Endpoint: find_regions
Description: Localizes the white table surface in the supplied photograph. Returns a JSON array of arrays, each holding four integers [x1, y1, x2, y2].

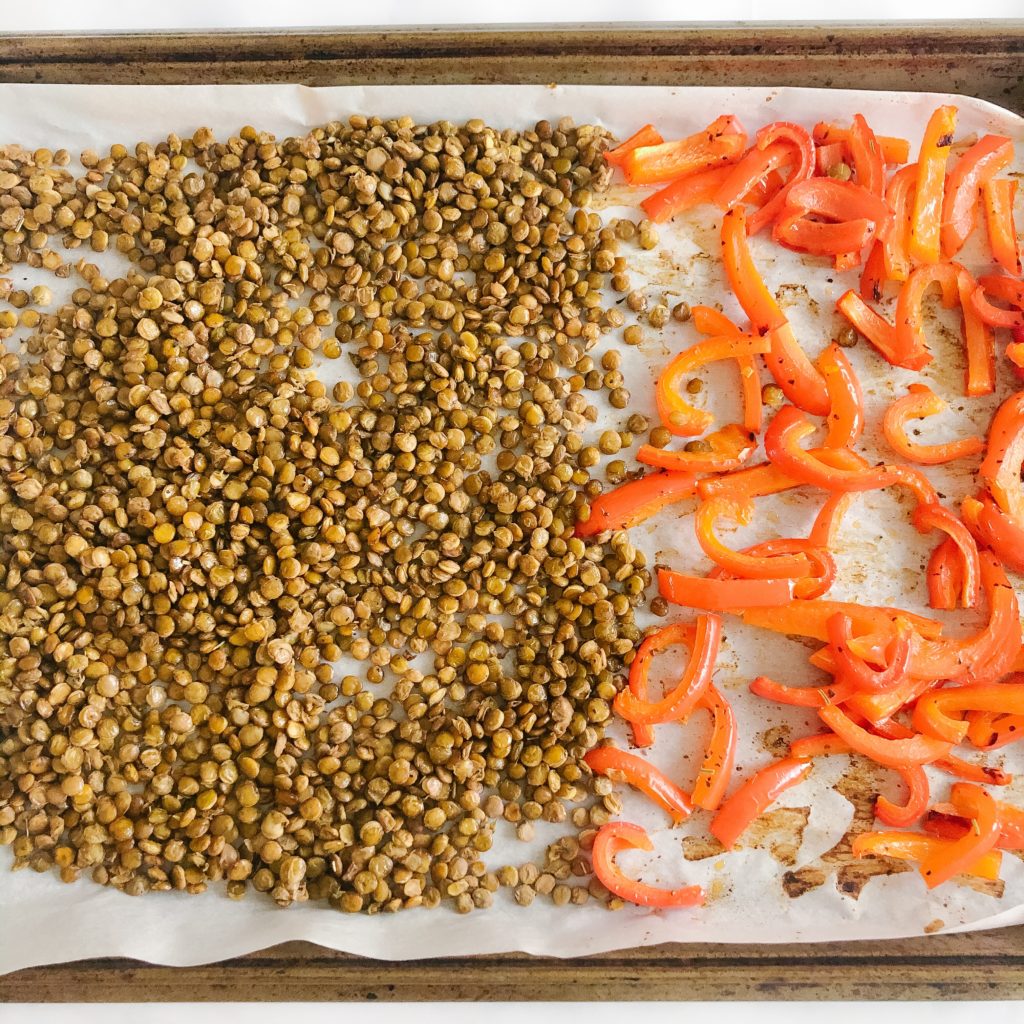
[[2, 4, 1022, 1019]]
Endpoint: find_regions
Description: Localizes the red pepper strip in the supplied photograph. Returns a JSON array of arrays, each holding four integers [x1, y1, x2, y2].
[[721, 206, 830, 415], [847, 113, 886, 197], [875, 765, 931, 828], [813, 123, 911, 165], [844, 676, 939, 729], [575, 471, 698, 539], [852, 831, 1002, 882], [897, 262, 963, 372], [914, 682, 1024, 744], [910, 105, 958, 264], [697, 447, 868, 503], [836, 290, 930, 370], [656, 335, 772, 437], [690, 305, 764, 434], [591, 822, 704, 908], [773, 215, 876, 257], [919, 783, 1001, 888], [940, 134, 1014, 258], [882, 164, 917, 282], [695, 496, 817, 580], [613, 614, 721, 726], [622, 115, 747, 185], [827, 612, 914, 693], [624, 621, 697, 748], [882, 383, 986, 466], [962, 492, 1024, 575], [659, 568, 794, 612], [912, 502, 981, 609], [713, 140, 795, 211], [744, 600, 944, 643], [790, 732, 855, 758], [818, 704, 953, 767], [751, 675, 857, 709], [709, 757, 811, 850], [637, 422, 758, 474], [927, 536, 962, 611], [782, 176, 893, 226], [1008, 340, 1024, 372], [979, 391, 1024, 521], [872, 717, 1011, 785], [924, 808, 1024, 851], [809, 492, 854, 548], [966, 708, 1024, 751], [707, 538, 836, 600], [818, 343, 865, 449], [955, 265, 996, 397], [860, 241, 887, 302], [971, 274, 1024, 329], [641, 165, 734, 224], [748, 169, 788, 208], [982, 177, 1022, 275], [746, 121, 817, 237], [584, 746, 694, 825], [691, 684, 737, 812], [604, 124, 664, 166], [815, 141, 846, 175]]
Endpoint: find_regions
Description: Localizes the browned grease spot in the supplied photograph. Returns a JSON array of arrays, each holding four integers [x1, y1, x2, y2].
[[959, 875, 1006, 899], [837, 857, 912, 900], [682, 835, 726, 861], [747, 806, 810, 866], [924, 918, 945, 934], [776, 283, 820, 316], [761, 724, 792, 758], [782, 866, 827, 898]]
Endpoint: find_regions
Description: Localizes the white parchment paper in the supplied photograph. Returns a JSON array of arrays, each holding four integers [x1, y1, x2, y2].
[[1, 83, 1023, 973]]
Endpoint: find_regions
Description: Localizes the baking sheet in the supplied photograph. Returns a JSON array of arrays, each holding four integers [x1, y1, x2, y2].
[[1, 82, 1023, 973]]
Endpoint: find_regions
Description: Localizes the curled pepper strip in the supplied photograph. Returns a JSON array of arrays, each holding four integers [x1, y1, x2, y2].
[[847, 113, 886, 197], [852, 831, 1002, 882], [613, 613, 721, 726], [874, 765, 931, 828], [583, 746, 694, 825], [745, 121, 816, 236], [744, 599, 944, 643], [919, 783, 1001, 889], [836, 290, 930, 370], [860, 240, 887, 303], [637, 423, 758, 474], [713, 140, 796, 213], [927, 536, 962, 611], [591, 822, 704, 908], [624, 621, 697, 748], [790, 732, 855, 758], [979, 391, 1024, 521], [655, 334, 772, 437], [913, 682, 1024, 745], [955, 264, 997, 397], [721, 206, 830, 415], [604, 123, 664, 166], [751, 676, 857, 710], [697, 447, 868, 503], [882, 384, 985, 466], [971, 274, 1024, 329], [925, 805, 1024, 850], [659, 568, 794, 612], [809, 492, 854, 548], [641, 165, 734, 224], [818, 704, 953, 767], [575, 471, 698, 539], [622, 115, 747, 186], [895, 262, 962, 372], [909, 104, 958, 265], [709, 756, 812, 850], [710, 537, 836, 600], [691, 305, 764, 434], [882, 163, 917, 282], [826, 612, 914, 693], [812, 122, 911, 165], [962, 492, 1024, 575], [940, 134, 1014, 258], [691, 684, 737, 812], [966, 708, 1024, 751], [874, 717, 1012, 786], [912, 502, 981, 609], [982, 177, 1022, 276], [818, 343, 865, 448]]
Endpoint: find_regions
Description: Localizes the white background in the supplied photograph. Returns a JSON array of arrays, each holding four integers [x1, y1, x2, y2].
[[2, 2, 1023, 1021]]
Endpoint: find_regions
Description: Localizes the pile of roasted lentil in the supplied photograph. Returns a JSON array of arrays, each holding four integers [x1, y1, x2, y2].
[[0, 116, 668, 913]]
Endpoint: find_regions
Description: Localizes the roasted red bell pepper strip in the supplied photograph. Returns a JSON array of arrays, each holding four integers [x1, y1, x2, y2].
[[790, 732, 855, 758], [827, 612, 914, 693], [919, 783, 1001, 888], [576, 471, 698, 539], [707, 537, 835, 600], [875, 765, 931, 829], [873, 717, 1012, 786], [818, 343, 865, 449], [721, 205, 830, 415], [924, 806, 1024, 851], [624, 621, 697, 748], [813, 123, 911, 165], [713, 140, 795, 212], [696, 447, 868, 503], [912, 502, 981, 609], [1008, 339, 1024, 373], [692, 683, 737, 812], [709, 757, 812, 850], [604, 123, 664, 166], [622, 115, 747, 185], [894, 261, 961, 371], [774, 215, 876, 258], [844, 677, 939, 730], [927, 536, 962, 611], [909, 105, 958, 264], [962, 492, 1024, 574], [584, 745, 694, 824], [852, 831, 1002, 882], [818, 704, 953, 767], [691, 305, 764, 434], [743, 600, 944, 643], [979, 391, 1024, 521], [913, 682, 1024, 744], [956, 265, 997, 397], [971, 274, 1024, 329], [966, 708, 1024, 751], [836, 290, 930, 370], [752, 676, 857, 710], [613, 613, 721, 725], [637, 422, 758, 475], [782, 176, 893, 227], [745, 122, 817, 236], [882, 383, 985, 465], [641, 165, 734, 223], [659, 569, 794, 612], [591, 822, 704, 908], [882, 164, 917, 282], [982, 177, 1022, 276], [815, 141, 847, 175], [656, 334, 772, 437], [940, 134, 1014, 258], [860, 241, 887, 303], [846, 113, 886, 197]]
